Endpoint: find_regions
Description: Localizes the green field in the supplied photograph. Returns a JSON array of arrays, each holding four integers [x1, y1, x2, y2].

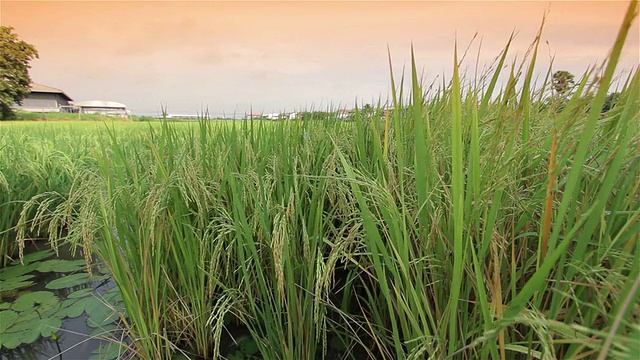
[[13, 110, 132, 122], [1, 8, 639, 360]]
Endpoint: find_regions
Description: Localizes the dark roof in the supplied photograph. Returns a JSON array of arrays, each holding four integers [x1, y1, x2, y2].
[[29, 83, 73, 101]]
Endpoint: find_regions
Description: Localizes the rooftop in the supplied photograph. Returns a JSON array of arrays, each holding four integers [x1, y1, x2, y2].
[[29, 83, 73, 101]]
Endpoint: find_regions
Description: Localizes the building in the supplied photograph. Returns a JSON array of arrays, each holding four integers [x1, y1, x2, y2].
[[16, 83, 73, 112], [336, 109, 354, 120], [74, 100, 128, 117], [162, 114, 200, 120], [260, 112, 298, 120], [264, 113, 281, 120]]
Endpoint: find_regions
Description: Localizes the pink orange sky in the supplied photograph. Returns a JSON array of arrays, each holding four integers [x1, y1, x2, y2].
[[1, 1, 638, 116]]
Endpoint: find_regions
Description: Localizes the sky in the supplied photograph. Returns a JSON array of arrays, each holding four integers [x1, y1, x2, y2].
[[1, 1, 638, 116]]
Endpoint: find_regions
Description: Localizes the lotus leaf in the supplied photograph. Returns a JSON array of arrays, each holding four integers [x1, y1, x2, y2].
[[10, 249, 54, 266], [35, 316, 63, 337], [0, 263, 38, 281], [89, 341, 125, 360], [103, 287, 123, 304], [18, 324, 41, 345], [0, 274, 35, 293], [38, 301, 63, 319], [45, 273, 92, 289], [11, 291, 58, 312], [61, 295, 105, 318], [0, 310, 19, 332], [87, 304, 120, 328], [60, 296, 79, 308], [2, 311, 38, 333], [62, 296, 90, 318], [36, 259, 86, 273], [0, 249, 125, 351], [68, 287, 94, 299], [0, 331, 22, 349], [1, 315, 63, 349]]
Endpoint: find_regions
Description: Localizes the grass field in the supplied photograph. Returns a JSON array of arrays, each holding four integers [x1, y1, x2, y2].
[[12, 110, 132, 122], [1, 4, 639, 359]]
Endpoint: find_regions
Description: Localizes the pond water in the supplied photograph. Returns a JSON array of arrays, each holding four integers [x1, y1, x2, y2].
[[0, 242, 127, 360]]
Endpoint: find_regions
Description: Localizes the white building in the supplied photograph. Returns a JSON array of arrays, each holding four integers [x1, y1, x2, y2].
[[264, 113, 281, 120], [74, 100, 128, 117]]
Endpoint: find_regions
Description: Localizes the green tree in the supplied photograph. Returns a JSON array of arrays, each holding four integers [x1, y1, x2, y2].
[[362, 103, 373, 116], [602, 92, 621, 113], [551, 70, 575, 96], [0, 26, 39, 120]]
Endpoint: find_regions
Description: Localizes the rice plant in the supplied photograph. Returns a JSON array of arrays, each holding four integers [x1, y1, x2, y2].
[[5, 2, 639, 359]]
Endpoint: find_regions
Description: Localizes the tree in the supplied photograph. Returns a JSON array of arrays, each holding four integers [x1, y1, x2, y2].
[[602, 92, 621, 113], [0, 26, 39, 119], [551, 70, 575, 96]]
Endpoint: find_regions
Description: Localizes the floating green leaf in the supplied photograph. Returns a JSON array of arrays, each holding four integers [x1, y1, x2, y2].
[[0, 310, 19, 332], [2, 311, 39, 333], [68, 287, 94, 299], [36, 316, 63, 337], [0, 331, 22, 349], [0, 262, 38, 281], [1, 305, 65, 349], [61, 295, 106, 319], [0, 302, 10, 310], [62, 296, 91, 318], [103, 287, 123, 305], [18, 324, 41, 345], [10, 249, 54, 266], [0, 274, 35, 293], [36, 259, 86, 273], [46, 273, 92, 289], [11, 291, 58, 312], [87, 304, 120, 328], [89, 341, 126, 360], [38, 301, 63, 319]]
